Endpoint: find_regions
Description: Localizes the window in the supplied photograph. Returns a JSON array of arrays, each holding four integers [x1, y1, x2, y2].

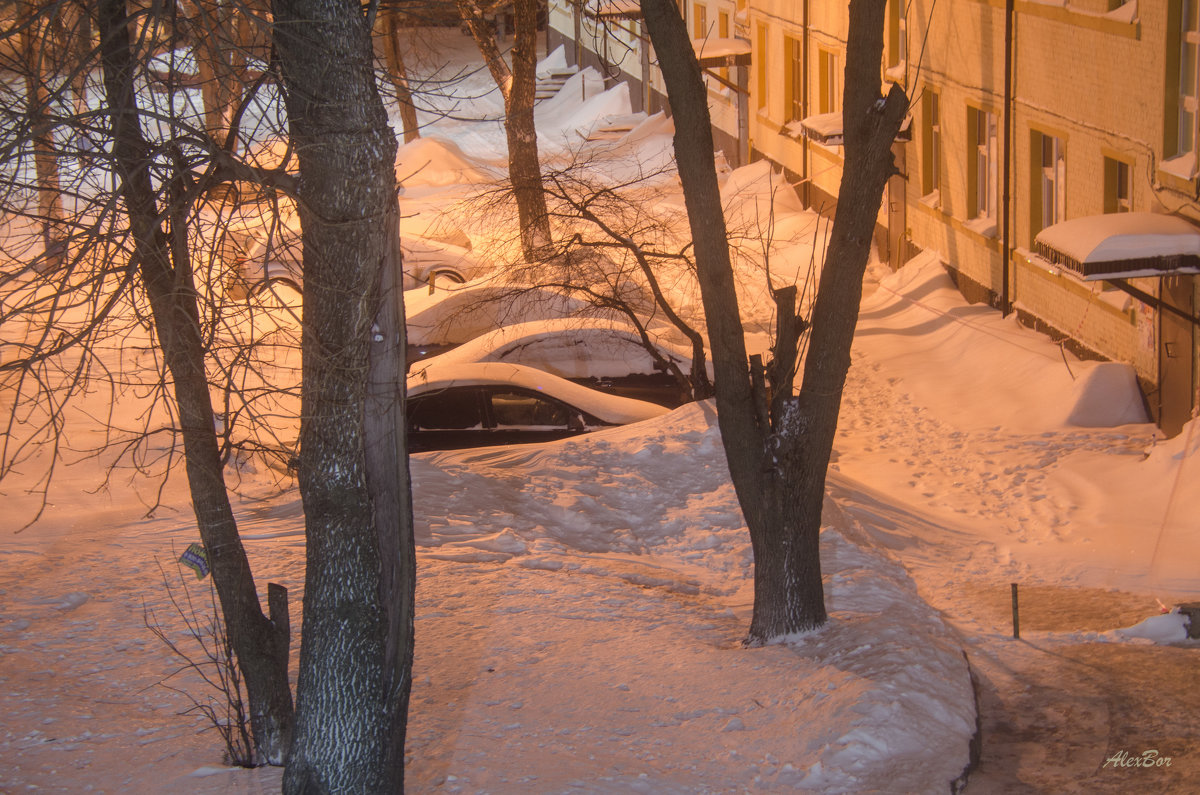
[[1180, 0, 1200, 158], [921, 89, 941, 197], [490, 391, 573, 429], [693, 3, 708, 39], [756, 23, 769, 111], [818, 49, 840, 115], [1104, 156, 1133, 213], [888, 0, 907, 70], [409, 389, 483, 430], [784, 35, 803, 122], [1039, 133, 1065, 230], [968, 106, 998, 224], [1029, 130, 1065, 237], [718, 11, 730, 80]]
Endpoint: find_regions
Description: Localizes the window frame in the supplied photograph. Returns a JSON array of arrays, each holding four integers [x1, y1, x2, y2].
[[921, 88, 941, 198], [1104, 156, 1133, 214], [1180, 0, 1200, 157], [756, 22, 769, 112], [1028, 128, 1067, 239], [967, 106, 998, 224], [784, 34, 803, 123], [1040, 134, 1066, 230], [818, 48, 841, 116], [693, 3, 708, 40]]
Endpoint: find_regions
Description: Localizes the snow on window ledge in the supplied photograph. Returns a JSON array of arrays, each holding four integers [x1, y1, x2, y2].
[[920, 190, 941, 211], [964, 216, 997, 238], [781, 120, 806, 141], [1105, 1, 1138, 25], [1160, 152, 1198, 182]]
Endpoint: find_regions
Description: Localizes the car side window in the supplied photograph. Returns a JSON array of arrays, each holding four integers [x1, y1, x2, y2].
[[489, 390, 573, 428], [409, 388, 483, 430]]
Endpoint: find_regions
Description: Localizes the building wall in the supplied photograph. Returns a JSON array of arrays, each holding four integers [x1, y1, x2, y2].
[[548, 0, 1199, 429], [743, 0, 851, 212], [902, 0, 1191, 397], [547, 1, 652, 111]]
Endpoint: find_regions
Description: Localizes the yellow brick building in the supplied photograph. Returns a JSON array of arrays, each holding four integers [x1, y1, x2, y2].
[[548, 0, 1199, 435]]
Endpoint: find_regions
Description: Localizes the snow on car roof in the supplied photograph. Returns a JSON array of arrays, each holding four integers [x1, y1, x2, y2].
[[404, 280, 594, 346], [407, 361, 670, 425], [409, 316, 695, 379]]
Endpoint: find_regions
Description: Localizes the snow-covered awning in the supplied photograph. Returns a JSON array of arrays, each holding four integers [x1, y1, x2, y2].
[[692, 37, 752, 68], [790, 112, 912, 146], [1034, 212, 1200, 281]]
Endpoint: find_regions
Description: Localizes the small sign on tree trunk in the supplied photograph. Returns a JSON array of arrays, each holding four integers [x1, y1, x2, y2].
[[179, 542, 210, 579]]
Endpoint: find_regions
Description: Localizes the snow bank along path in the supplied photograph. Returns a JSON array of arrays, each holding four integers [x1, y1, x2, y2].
[[838, 256, 1200, 793], [405, 402, 977, 793], [0, 407, 978, 793]]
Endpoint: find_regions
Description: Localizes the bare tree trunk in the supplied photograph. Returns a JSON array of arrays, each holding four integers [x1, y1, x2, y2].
[[458, 0, 551, 261], [507, 0, 550, 258], [189, 0, 248, 150], [365, 217, 416, 783], [272, 0, 414, 790], [380, 9, 421, 143], [642, 0, 907, 642], [783, 0, 908, 631], [96, 0, 293, 762], [17, 10, 66, 270]]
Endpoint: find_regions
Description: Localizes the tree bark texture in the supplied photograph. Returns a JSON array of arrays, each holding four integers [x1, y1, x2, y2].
[[506, 0, 550, 259], [16, 3, 67, 268], [97, 0, 294, 763], [642, 0, 906, 642], [272, 0, 414, 791], [787, 0, 908, 630]]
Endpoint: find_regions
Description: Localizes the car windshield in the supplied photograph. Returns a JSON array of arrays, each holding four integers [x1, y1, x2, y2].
[[490, 391, 572, 429]]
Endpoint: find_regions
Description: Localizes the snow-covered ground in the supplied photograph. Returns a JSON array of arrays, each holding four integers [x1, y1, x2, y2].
[[3, 27, 1199, 795]]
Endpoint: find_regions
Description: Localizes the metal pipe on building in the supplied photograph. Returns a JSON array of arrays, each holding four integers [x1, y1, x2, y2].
[[802, 0, 810, 207], [1001, 0, 1014, 316]]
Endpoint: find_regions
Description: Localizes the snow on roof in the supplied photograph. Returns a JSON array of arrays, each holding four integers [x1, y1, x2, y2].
[[407, 361, 670, 425], [800, 111, 844, 144], [797, 112, 912, 146], [1034, 212, 1200, 280], [592, 0, 642, 19], [692, 37, 752, 69]]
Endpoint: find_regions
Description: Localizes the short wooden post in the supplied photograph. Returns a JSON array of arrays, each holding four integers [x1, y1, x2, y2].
[[1011, 582, 1020, 639]]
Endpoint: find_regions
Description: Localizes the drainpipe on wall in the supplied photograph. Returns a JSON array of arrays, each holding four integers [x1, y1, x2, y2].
[[1001, 0, 1015, 316], [802, 0, 810, 207], [641, 22, 652, 113], [573, 0, 582, 69]]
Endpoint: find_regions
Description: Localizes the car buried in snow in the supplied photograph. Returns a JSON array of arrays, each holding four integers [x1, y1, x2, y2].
[[408, 317, 705, 407], [403, 280, 597, 363], [222, 214, 489, 299], [406, 361, 670, 453]]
